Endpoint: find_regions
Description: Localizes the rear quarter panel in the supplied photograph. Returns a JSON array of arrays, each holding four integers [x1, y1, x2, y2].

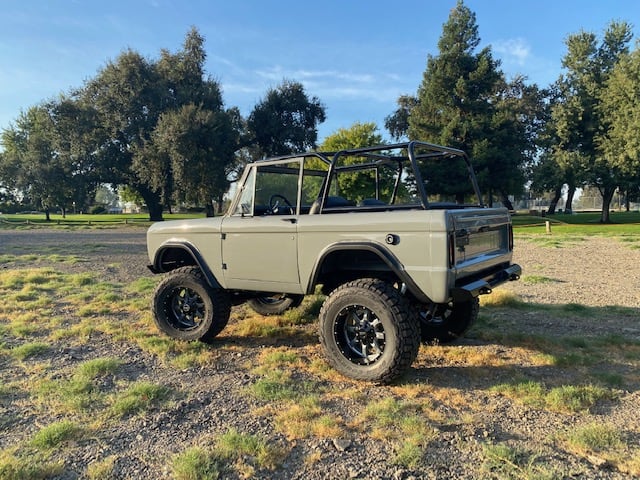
[[296, 210, 451, 302]]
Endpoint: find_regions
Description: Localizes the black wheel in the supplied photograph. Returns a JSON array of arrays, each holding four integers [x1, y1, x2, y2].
[[418, 298, 479, 344], [152, 267, 231, 343], [247, 294, 304, 316], [319, 278, 420, 383], [268, 194, 294, 214]]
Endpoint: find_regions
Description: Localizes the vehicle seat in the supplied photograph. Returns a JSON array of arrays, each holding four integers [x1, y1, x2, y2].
[[309, 196, 355, 214], [359, 198, 387, 206]]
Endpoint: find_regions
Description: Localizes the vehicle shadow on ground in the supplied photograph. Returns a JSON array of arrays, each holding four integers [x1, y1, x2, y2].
[[214, 330, 318, 349], [405, 329, 640, 394]]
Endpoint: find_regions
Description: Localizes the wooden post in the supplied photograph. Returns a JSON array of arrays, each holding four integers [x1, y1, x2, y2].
[[545, 220, 551, 234]]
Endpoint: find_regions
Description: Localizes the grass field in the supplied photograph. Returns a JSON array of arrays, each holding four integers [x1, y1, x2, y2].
[[2, 210, 640, 230], [0, 211, 639, 478], [0, 212, 199, 227]]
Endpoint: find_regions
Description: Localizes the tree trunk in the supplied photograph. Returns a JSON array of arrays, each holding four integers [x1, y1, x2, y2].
[[547, 186, 562, 215], [499, 191, 514, 211], [624, 190, 630, 212], [137, 185, 164, 222], [61, 207, 66, 219], [44, 208, 51, 222], [147, 201, 164, 222], [600, 187, 616, 223], [565, 184, 576, 213], [205, 202, 215, 217]]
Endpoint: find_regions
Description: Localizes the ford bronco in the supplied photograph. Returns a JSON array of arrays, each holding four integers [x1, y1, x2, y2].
[[147, 141, 521, 382]]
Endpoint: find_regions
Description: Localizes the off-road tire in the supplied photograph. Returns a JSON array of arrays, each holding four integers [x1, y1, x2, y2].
[[318, 278, 420, 383], [152, 266, 231, 343], [247, 294, 304, 316], [418, 298, 479, 344]]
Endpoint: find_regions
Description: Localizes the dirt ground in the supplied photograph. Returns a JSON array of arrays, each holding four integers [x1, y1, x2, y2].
[[0, 226, 638, 479]]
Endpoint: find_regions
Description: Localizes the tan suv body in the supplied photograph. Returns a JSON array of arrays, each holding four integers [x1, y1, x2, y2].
[[147, 141, 521, 382]]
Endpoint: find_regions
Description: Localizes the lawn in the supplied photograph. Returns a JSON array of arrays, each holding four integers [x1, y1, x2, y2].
[[0, 212, 200, 228]]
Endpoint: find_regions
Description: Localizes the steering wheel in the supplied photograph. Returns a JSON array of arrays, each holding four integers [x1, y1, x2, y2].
[[268, 194, 294, 214]]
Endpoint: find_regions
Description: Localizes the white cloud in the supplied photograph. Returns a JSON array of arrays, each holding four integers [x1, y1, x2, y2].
[[249, 66, 404, 101], [492, 38, 531, 66]]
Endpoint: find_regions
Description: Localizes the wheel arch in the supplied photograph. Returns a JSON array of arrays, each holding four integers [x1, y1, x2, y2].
[[149, 241, 222, 289], [307, 241, 429, 302]]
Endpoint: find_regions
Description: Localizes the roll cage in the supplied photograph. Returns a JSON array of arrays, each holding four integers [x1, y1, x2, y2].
[[228, 140, 484, 216]]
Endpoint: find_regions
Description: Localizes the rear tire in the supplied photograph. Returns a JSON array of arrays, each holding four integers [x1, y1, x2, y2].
[[319, 278, 420, 383], [418, 298, 479, 344], [247, 294, 304, 316], [152, 267, 231, 343]]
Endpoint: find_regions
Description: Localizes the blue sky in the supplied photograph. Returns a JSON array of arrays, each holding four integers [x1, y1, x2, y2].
[[2, 0, 640, 143]]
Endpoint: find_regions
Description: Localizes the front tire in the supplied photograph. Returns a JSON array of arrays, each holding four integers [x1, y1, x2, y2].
[[152, 267, 231, 343], [319, 278, 420, 383], [247, 294, 304, 316], [418, 298, 479, 344]]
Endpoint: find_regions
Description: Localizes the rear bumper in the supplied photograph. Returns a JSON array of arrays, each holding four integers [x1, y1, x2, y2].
[[452, 263, 521, 301]]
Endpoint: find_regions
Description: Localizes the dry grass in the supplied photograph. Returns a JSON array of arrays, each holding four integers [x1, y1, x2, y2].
[[1, 233, 639, 478]]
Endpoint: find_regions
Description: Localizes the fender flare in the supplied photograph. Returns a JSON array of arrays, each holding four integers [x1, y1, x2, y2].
[[149, 240, 223, 289], [306, 241, 430, 303]]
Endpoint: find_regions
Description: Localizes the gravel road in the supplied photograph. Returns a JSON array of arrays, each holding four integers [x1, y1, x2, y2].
[[0, 226, 638, 479]]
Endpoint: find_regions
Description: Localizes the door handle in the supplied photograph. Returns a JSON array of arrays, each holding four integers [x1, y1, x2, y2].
[[281, 218, 297, 224]]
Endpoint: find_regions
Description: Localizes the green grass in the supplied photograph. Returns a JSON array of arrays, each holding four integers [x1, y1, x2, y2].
[[356, 397, 438, 467], [557, 422, 640, 475], [110, 381, 170, 418], [249, 370, 319, 401], [272, 396, 343, 440], [491, 381, 616, 413], [171, 447, 225, 480], [76, 358, 121, 380], [0, 212, 202, 229], [481, 442, 558, 479], [0, 451, 64, 479], [34, 359, 122, 414], [217, 429, 286, 471], [522, 275, 558, 284], [170, 431, 287, 479], [10, 342, 49, 360], [513, 211, 640, 226], [30, 420, 83, 449], [86, 456, 117, 480], [563, 423, 623, 454], [0, 221, 638, 478]]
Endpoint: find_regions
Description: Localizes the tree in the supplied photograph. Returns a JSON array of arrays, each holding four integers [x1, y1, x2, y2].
[[80, 48, 166, 220], [247, 80, 326, 157], [0, 106, 80, 220], [76, 27, 241, 221], [151, 104, 238, 215], [550, 21, 633, 222], [320, 122, 384, 151], [598, 43, 640, 210], [136, 28, 240, 215], [320, 122, 390, 202], [482, 76, 546, 208], [405, 0, 537, 207], [384, 95, 417, 141], [47, 96, 102, 213]]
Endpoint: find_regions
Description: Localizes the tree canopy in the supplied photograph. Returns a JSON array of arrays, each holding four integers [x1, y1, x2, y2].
[[0, 29, 325, 220], [397, 0, 545, 208], [2, 3, 640, 221]]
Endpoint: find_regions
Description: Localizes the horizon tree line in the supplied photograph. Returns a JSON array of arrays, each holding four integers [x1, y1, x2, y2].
[[1, 1, 639, 223]]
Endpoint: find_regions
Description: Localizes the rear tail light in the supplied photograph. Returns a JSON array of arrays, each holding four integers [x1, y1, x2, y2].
[[508, 224, 514, 251], [448, 232, 456, 268]]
